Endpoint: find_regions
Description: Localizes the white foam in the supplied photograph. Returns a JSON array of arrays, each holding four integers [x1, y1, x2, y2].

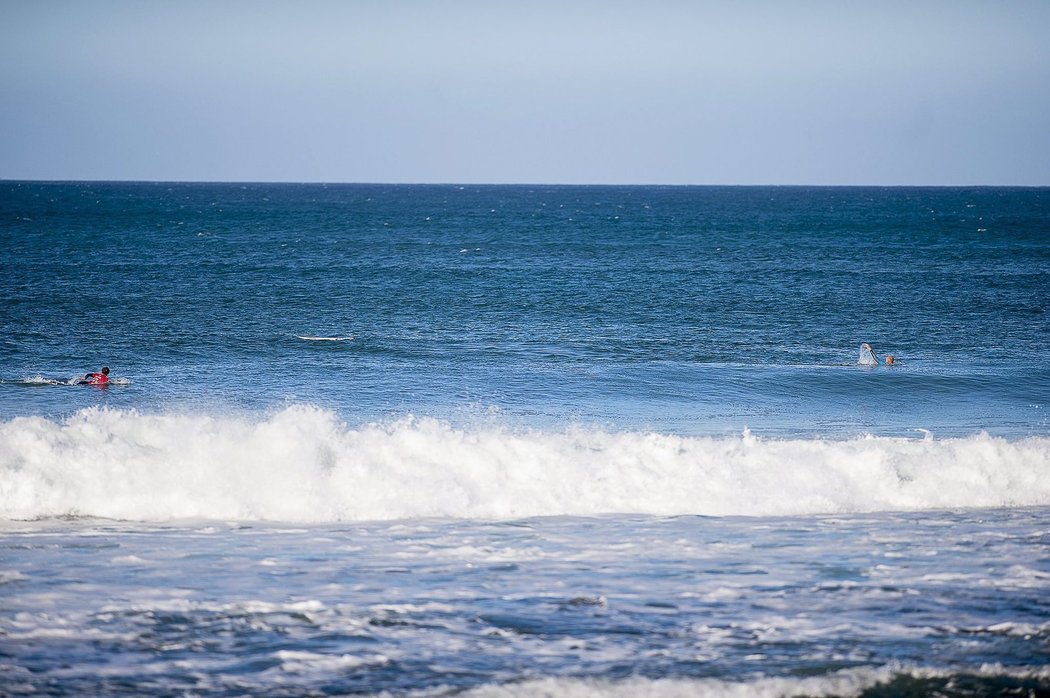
[[14, 375, 70, 386], [1, 406, 1048, 522], [110, 555, 148, 565], [439, 664, 1050, 698], [273, 650, 389, 674], [0, 570, 29, 583]]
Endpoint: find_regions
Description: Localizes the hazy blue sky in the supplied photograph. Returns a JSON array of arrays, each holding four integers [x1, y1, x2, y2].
[[2, 1, 1048, 184]]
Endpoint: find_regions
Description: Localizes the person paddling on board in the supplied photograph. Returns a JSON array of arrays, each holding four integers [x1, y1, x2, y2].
[[81, 367, 110, 385]]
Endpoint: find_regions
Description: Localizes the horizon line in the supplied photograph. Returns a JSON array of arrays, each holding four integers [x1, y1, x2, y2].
[[3, 178, 1049, 189]]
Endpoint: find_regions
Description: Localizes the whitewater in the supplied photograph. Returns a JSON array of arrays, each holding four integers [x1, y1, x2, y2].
[[3, 505, 1048, 697], [3, 406, 1048, 522], [3, 182, 1048, 696]]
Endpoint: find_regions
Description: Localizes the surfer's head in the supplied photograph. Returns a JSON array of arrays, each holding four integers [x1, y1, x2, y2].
[[101, 367, 110, 375]]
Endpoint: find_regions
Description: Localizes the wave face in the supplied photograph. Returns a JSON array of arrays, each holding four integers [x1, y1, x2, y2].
[[1, 406, 1048, 522]]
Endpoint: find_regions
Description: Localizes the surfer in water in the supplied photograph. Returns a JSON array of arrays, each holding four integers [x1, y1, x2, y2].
[[80, 367, 110, 385]]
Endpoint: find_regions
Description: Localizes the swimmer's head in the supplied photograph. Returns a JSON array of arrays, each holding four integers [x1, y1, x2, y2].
[[101, 367, 110, 375], [885, 356, 894, 365]]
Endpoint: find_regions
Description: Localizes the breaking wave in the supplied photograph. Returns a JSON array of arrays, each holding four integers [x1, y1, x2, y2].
[[442, 663, 1050, 698], [446, 664, 1050, 698], [1, 406, 1048, 522]]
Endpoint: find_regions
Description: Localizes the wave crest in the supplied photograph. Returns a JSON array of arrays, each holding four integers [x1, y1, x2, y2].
[[1, 406, 1048, 522]]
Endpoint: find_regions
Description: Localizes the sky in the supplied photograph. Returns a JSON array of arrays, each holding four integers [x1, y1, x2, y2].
[[2, 0, 1048, 185]]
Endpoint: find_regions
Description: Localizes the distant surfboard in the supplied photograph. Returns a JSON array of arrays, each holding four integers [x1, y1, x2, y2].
[[296, 335, 355, 342], [6, 375, 131, 386], [75, 377, 132, 386]]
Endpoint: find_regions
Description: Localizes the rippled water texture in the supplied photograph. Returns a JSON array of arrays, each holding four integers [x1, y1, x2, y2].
[[2, 183, 1048, 695], [2, 509, 1049, 697], [3, 183, 1048, 435]]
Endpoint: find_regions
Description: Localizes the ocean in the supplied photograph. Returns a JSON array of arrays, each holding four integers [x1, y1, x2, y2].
[[1, 182, 1048, 696]]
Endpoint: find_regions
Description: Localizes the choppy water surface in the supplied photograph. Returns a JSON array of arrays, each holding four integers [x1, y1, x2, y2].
[[1, 183, 1048, 695], [2, 509, 1049, 697]]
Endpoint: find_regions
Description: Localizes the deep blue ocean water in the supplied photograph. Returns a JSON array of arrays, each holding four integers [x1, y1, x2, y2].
[[1, 183, 1048, 696], [3, 182, 1048, 434]]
